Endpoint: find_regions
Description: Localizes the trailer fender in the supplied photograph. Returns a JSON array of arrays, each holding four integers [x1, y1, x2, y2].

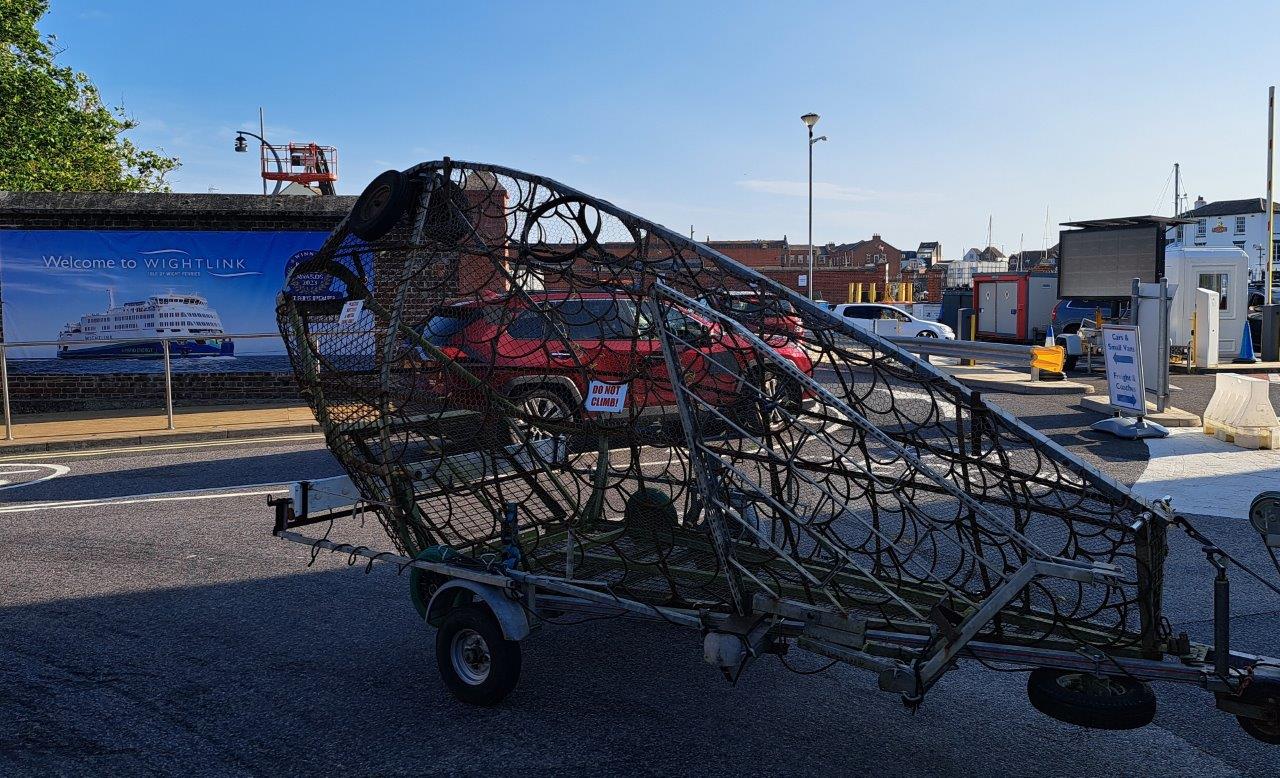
[[426, 579, 531, 641], [1056, 333, 1083, 356]]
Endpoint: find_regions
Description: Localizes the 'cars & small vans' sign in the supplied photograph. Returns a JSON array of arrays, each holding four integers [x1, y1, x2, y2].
[[1101, 325, 1146, 414], [585, 381, 629, 413]]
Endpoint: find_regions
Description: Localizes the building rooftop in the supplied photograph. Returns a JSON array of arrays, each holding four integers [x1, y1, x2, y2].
[[1061, 215, 1194, 229], [1179, 198, 1280, 219]]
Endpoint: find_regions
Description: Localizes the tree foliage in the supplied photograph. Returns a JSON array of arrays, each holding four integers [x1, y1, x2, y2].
[[0, 0, 179, 192]]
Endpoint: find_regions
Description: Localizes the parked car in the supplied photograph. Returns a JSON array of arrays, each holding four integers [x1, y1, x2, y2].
[[831, 303, 954, 338], [404, 291, 814, 440], [715, 290, 805, 339], [1247, 284, 1279, 345], [1049, 298, 1127, 334]]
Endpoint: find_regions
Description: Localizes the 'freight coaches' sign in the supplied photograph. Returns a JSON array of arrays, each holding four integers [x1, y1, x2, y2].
[[1101, 325, 1146, 414]]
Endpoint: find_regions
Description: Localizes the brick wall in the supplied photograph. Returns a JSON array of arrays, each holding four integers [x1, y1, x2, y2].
[[6, 372, 303, 414]]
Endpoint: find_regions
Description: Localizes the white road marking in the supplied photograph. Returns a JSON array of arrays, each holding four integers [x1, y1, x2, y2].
[[0, 463, 70, 491], [1134, 428, 1280, 519], [0, 482, 290, 514]]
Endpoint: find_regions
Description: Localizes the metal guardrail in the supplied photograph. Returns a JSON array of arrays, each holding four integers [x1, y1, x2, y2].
[[0, 331, 286, 441], [883, 336, 1042, 364], [883, 336, 1066, 375]]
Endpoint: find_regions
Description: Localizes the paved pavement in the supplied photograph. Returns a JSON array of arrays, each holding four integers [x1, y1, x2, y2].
[[2, 382, 1279, 775], [0, 404, 319, 454]]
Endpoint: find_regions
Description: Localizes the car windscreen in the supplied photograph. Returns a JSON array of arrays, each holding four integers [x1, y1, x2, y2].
[[724, 296, 795, 316]]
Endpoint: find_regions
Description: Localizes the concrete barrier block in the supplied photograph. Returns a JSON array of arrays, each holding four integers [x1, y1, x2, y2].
[[1202, 373, 1280, 450]]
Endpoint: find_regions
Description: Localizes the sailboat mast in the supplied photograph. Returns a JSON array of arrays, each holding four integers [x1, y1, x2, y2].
[[1173, 163, 1180, 217]]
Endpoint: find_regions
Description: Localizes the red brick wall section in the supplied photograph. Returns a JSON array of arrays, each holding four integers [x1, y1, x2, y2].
[[6, 372, 302, 414], [924, 266, 946, 302], [705, 241, 787, 269]]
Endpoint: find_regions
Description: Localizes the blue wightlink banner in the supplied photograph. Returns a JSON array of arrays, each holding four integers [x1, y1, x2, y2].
[[0, 230, 329, 367]]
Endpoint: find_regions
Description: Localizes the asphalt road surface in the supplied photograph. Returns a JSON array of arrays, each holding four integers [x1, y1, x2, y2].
[[2, 387, 1279, 776]]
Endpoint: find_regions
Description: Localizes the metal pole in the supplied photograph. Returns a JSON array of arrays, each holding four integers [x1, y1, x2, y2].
[[162, 338, 175, 430], [807, 124, 815, 300], [1173, 162, 1180, 218], [259, 107, 267, 197], [1267, 88, 1276, 299], [1156, 277, 1169, 413], [0, 344, 12, 441]]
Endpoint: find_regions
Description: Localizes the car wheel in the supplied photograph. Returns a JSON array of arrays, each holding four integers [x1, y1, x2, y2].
[[435, 605, 521, 706], [737, 364, 801, 435], [510, 387, 576, 442]]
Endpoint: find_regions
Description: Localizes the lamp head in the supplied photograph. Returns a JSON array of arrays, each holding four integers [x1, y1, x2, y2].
[[801, 112, 820, 128], [234, 134, 248, 153]]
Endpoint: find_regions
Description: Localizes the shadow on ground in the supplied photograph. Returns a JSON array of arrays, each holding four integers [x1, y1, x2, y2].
[[2, 560, 1276, 776]]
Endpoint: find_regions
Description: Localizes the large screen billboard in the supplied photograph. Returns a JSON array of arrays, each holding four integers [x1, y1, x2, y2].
[[1057, 225, 1164, 299], [0, 229, 330, 372]]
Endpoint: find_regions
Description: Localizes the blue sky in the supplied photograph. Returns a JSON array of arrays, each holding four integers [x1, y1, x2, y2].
[[40, 0, 1280, 259]]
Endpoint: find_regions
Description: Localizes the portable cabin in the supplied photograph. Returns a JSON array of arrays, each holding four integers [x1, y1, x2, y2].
[[972, 272, 1058, 343]]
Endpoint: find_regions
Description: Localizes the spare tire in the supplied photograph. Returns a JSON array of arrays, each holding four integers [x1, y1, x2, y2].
[[1027, 668, 1156, 730], [350, 169, 412, 241]]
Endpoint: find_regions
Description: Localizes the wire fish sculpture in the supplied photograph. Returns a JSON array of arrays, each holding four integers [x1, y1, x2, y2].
[[276, 161, 1280, 738]]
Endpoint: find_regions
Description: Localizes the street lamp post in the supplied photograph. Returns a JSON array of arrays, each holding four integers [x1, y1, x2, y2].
[[801, 113, 827, 300], [234, 130, 285, 196]]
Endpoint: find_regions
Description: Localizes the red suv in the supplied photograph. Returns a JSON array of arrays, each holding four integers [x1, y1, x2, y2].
[[404, 291, 812, 438]]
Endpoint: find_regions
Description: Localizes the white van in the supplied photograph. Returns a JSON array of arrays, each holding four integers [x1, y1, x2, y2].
[[831, 303, 955, 339]]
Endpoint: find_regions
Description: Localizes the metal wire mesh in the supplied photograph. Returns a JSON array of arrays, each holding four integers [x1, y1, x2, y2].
[[277, 159, 1167, 655]]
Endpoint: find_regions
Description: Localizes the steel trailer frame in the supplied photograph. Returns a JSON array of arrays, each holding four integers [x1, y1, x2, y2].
[[268, 475, 1278, 729]]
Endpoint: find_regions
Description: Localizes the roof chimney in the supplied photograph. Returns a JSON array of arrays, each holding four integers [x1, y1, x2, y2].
[[1194, 195, 1206, 210], [872, 233, 881, 240]]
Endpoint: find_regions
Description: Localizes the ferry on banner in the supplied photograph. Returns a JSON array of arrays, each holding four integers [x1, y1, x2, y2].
[[56, 291, 234, 359]]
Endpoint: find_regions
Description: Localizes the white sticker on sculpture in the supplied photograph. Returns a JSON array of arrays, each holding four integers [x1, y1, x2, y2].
[[585, 381, 629, 413], [338, 299, 364, 324]]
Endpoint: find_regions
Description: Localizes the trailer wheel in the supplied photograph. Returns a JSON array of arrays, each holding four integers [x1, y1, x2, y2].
[[1026, 668, 1156, 730], [1063, 355, 1079, 371], [1236, 679, 1280, 744], [350, 170, 412, 241], [435, 604, 521, 706]]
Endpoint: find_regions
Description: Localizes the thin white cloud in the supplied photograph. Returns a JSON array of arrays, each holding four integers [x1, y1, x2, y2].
[[570, 154, 591, 165], [737, 179, 881, 202], [736, 180, 940, 204]]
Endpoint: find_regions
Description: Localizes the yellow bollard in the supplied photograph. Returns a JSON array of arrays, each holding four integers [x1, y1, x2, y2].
[[854, 282, 863, 302], [847, 282, 856, 303], [869, 283, 876, 302]]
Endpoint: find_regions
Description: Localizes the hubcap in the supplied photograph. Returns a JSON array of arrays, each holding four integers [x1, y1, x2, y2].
[[451, 628, 491, 685], [518, 395, 566, 441], [1057, 673, 1129, 697], [361, 184, 391, 218]]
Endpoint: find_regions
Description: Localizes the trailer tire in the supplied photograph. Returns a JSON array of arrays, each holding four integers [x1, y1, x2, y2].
[[1026, 668, 1156, 730], [435, 604, 521, 706], [1064, 355, 1079, 372], [1235, 679, 1280, 744], [349, 170, 412, 241]]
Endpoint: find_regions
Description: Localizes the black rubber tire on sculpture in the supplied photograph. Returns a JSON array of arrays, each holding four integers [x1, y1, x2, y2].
[[1235, 679, 1280, 744], [350, 169, 412, 241], [1026, 668, 1157, 730], [434, 605, 522, 706]]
